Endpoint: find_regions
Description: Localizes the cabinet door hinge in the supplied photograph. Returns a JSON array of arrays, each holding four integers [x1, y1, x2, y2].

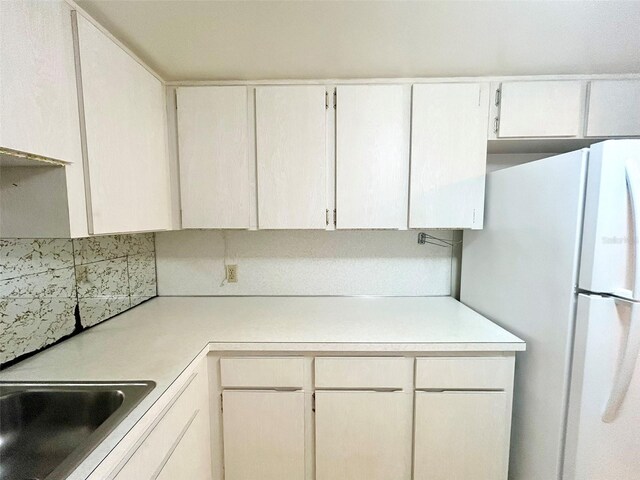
[[220, 393, 223, 412], [494, 87, 501, 106], [174, 89, 178, 109], [312, 393, 316, 412], [325, 209, 329, 226], [333, 209, 337, 227], [333, 90, 337, 109], [325, 91, 329, 109]]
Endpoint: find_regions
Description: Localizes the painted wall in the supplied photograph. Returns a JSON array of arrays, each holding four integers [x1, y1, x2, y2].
[[0, 233, 156, 366], [486, 153, 554, 173], [156, 230, 455, 296]]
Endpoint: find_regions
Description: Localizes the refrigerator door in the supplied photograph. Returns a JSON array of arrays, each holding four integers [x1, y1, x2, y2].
[[564, 294, 640, 480], [580, 140, 640, 301], [461, 149, 588, 480]]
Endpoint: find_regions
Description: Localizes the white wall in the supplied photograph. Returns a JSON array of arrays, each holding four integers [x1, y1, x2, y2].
[[156, 230, 455, 296], [487, 153, 553, 173]]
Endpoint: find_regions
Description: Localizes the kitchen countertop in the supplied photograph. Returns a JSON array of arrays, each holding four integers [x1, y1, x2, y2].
[[0, 296, 525, 479]]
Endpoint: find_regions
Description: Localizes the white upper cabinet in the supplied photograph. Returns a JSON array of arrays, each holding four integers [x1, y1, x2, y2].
[[177, 86, 250, 228], [496, 81, 584, 138], [75, 14, 171, 235], [256, 86, 327, 229], [336, 85, 411, 229], [0, 0, 81, 163], [586, 80, 640, 137], [410, 83, 489, 229]]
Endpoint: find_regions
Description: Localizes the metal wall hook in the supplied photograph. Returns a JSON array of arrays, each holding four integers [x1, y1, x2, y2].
[[417, 232, 462, 248]]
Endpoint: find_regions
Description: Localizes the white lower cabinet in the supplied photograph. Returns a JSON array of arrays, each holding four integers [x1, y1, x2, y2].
[[216, 355, 512, 480], [155, 409, 212, 480], [114, 354, 513, 480], [222, 390, 305, 480], [413, 391, 509, 480], [315, 391, 413, 480], [113, 361, 211, 480]]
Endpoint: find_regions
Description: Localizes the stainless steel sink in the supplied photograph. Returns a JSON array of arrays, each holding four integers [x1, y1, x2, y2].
[[0, 381, 155, 480]]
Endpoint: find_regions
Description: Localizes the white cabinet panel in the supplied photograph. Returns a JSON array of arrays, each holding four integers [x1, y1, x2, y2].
[[222, 390, 305, 480], [415, 356, 512, 390], [76, 14, 171, 234], [586, 80, 640, 137], [336, 85, 411, 229], [497, 81, 584, 138], [177, 86, 250, 228], [0, 0, 82, 163], [410, 83, 489, 229], [115, 365, 210, 480], [256, 86, 327, 229], [155, 410, 212, 480], [315, 391, 412, 480], [314, 356, 408, 389], [414, 391, 509, 480], [220, 357, 304, 389]]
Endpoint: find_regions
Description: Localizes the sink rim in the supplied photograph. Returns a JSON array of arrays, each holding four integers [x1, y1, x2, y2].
[[0, 380, 156, 480]]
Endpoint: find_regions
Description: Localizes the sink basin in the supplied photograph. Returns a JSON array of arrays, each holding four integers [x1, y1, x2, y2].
[[0, 381, 155, 480]]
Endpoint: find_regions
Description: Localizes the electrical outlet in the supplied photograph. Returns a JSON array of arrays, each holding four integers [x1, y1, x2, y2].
[[226, 264, 238, 283]]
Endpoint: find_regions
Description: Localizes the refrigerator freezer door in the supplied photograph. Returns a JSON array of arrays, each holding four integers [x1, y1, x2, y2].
[[564, 294, 640, 480], [461, 149, 588, 480], [580, 140, 640, 300]]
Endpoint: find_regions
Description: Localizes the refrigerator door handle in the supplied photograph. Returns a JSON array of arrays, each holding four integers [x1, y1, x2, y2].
[[622, 160, 640, 300], [602, 300, 640, 422]]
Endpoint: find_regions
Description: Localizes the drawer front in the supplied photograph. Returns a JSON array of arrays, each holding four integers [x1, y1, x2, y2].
[[315, 357, 409, 390], [415, 357, 512, 390], [220, 357, 304, 389], [115, 366, 208, 480]]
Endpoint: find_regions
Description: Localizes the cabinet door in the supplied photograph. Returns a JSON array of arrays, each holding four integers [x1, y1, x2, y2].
[[114, 362, 210, 480], [155, 410, 212, 480], [497, 81, 584, 138], [410, 83, 489, 229], [0, 0, 82, 163], [315, 391, 412, 480], [177, 86, 250, 228], [336, 85, 411, 229], [222, 390, 305, 480], [586, 80, 640, 137], [414, 391, 508, 480], [256, 86, 327, 229], [76, 15, 171, 234]]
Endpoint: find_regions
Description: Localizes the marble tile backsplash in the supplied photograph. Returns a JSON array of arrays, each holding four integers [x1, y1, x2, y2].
[[0, 234, 157, 365]]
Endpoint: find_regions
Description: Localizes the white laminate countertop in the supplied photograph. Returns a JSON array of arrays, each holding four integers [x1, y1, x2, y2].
[[0, 296, 524, 479]]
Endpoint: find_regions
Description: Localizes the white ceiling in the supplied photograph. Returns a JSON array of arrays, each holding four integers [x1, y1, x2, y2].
[[76, 0, 640, 81]]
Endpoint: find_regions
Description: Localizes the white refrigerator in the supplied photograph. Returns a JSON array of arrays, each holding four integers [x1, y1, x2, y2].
[[461, 139, 640, 480]]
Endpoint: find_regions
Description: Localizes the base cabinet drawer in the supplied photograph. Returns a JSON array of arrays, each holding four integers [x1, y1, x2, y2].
[[222, 390, 305, 480], [220, 357, 304, 389], [413, 391, 509, 480], [415, 356, 512, 390], [315, 391, 412, 480], [315, 356, 409, 389]]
